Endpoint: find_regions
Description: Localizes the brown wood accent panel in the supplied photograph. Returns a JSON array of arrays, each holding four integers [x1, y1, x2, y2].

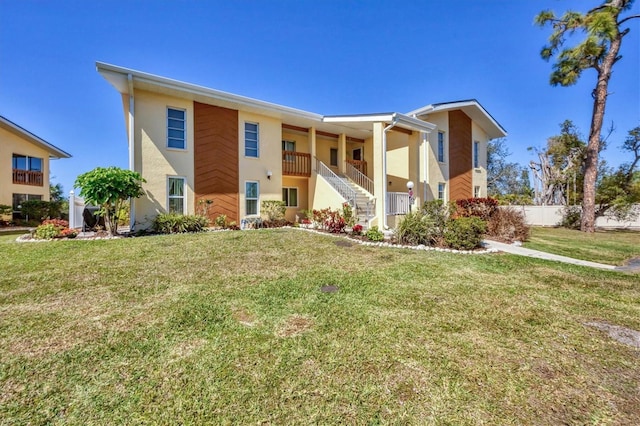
[[385, 125, 413, 136], [448, 110, 472, 201], [194, 102, 239, 223], [282, 123, 309, 133], [346, 136, 365, 143]]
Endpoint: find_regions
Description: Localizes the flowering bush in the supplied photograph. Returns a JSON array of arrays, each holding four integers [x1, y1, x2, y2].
[[33, 219, 77, 239], [60, 228, 78, 238], [352, 224, 363, 235]]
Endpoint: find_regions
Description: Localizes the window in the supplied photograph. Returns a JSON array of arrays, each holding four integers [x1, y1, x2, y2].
[[437, 132, 445, 162], [168, 177, 186, 214], [245, 122, 259, 157], [473, 141, 480, 168], [438, 182, 446, 200], [12, 193, 42, 219], [282, 140, 296, 162], [246, 181, 259, 215], [167, 108, 186, 149], [474, 186, 481, 198], [330, 148, 338, 167], [282, 187, 298, 207], [12, 154, 42, 171]]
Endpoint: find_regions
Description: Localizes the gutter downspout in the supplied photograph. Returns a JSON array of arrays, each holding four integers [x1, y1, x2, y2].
[[127, 73, 136, 231], [423, 131, 429, 202], [382, 114, 398, 229]]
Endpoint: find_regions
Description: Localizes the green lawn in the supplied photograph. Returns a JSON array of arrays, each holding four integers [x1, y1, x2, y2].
[[525, 226, 640, 266], [1, 229, 639, 424]]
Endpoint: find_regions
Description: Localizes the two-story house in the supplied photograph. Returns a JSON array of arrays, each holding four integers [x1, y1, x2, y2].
[[0, 115, 71, 221], [97, 62, 506, 230]]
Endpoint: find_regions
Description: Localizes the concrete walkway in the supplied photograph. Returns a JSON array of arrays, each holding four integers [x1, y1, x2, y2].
[[482, 239, 618, 271]]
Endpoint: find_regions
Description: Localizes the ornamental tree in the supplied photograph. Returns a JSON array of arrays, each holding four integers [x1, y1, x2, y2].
[[74, 167, 146, 235], [535, 0, 639, 232]]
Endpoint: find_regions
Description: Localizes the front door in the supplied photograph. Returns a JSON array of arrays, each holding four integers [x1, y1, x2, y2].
[[353, 147, 362, 161]]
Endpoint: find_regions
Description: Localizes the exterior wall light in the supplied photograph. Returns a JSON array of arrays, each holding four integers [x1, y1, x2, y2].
[[267, 170, 273, 180], [407, 181, 414, 212]]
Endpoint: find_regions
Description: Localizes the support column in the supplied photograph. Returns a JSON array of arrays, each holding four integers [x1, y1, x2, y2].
[[309, 127, 316, 170], [372, 122, 385, 226], [338, 133, 347, 174]]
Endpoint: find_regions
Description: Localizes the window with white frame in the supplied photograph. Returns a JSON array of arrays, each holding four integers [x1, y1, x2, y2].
[[282, 187, 298, 207], [245, 122, 259, 157], [437, 132, 445, 162], [245, 181, 259, 215], [474, 186, 481, 198], [473, 141, 480, 168], [168, 177, 186, 214], [167, 108, 186, 149], [438, 182, 446, 200]]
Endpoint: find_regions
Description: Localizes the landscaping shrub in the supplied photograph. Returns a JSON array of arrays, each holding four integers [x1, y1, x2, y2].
[[421, 200, 450, 238], [455, 197, 498, 220], [365, 225, 384, 242], [312, 208, 331, 230], [215, 214, 228, 228], [34, 224, 61, 239], [261, 200, 286, 221], [444, 217, 486, 250], [21, 200, 62, 221], [352, 224, 363, 235], [486, 207, 530, 243], [396, 211, 438, 245], [326, 209, 346, 233], [262, 219, 292, 228], [152, 213, 209, 234], [341, 203, 356, 228], [559, 205, 582, 229]]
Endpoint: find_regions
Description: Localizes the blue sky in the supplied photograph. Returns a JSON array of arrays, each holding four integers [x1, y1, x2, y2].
[[1, 0, 638, 195]]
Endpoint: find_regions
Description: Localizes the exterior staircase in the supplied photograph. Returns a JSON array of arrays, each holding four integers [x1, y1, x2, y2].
[[337, 174, 375, 228]]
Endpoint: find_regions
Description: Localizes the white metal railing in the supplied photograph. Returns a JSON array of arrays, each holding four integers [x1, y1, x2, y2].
[[345, 161, 374, 195], [386, 192, 410, 215], [316, 158, 357, 207]]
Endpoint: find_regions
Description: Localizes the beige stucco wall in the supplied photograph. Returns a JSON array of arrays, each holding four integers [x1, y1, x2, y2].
[[312, 174, 347, 212], [133, 90, 195, 228], [282, 131, 310, 154], [0, 126, 51, 214], [471, 121, 489, 197], [238, 111, 282, 218], [316, 136, 339, 172], [421, 111, 449, 202], [282, 176, 308, 222]]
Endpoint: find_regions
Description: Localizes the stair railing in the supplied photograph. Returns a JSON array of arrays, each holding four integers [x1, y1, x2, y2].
[[315, 158, 357, 207], [344, 161, 374, 195]]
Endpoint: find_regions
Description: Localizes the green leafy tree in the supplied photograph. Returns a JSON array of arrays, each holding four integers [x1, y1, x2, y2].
[[536, 0, 639, 232], [595, 126, 640, 220], [487, 138, 532, 204], [74, 167, 146, 235]]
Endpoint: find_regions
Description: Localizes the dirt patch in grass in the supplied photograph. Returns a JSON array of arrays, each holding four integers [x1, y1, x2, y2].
[[584, 321, 640, 349], [232, 307, 258, 327], [275, 314, 314, 338]]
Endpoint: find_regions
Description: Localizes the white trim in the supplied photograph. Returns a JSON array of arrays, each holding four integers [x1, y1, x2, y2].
[[323, 112, 436, 133], [0, 115, 70, 159], [167, 176, 187, 214]]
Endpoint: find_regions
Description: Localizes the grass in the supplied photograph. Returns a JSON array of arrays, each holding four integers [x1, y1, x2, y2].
[[1, 229, 639, 424], [524, 226, 640, 266]]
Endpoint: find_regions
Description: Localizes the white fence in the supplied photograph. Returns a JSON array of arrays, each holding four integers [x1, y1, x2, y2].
[[68, 191, 85, 229], [386, 192, 411, 215], [506, 205, 640, 229]]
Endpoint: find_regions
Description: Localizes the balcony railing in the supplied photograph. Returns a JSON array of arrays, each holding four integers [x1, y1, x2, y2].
[[13, 169, 44, 186], [282, 151, 311, 177], [346, 159, 367, 175]]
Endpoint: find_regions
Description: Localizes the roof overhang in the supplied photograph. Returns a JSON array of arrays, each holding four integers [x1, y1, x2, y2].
[[323, 112, 436, 133], [0, 115, 71, 159], [407, 99, 507, 139]]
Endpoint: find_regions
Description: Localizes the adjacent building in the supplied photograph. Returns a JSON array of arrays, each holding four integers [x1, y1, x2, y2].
[[0, 115, 71, 220], [97, 62, 506, 230]]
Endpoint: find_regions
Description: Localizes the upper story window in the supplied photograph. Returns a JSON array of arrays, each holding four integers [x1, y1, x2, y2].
[[167, 108, 186, 149], [437, 132, 445, 163], [245, 122, 259, 157], [473, 141, 480, 168], [12, 154, 42, 171]]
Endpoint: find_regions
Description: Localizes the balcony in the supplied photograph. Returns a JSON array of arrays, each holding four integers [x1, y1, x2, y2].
[[13, 169, 44, 186], [282, 151, 311, 177]]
